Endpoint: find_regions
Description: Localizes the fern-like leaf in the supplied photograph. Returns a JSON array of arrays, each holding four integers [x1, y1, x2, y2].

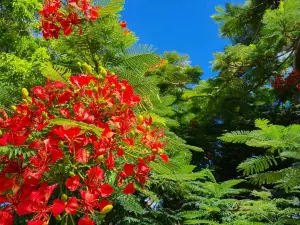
[[49, 118, 103, 137], [41, 62, 71, 83], [237, 156, 278, 176], [98, 0, 124, 17], [184, 219, 219, 225], [219, 131, 251, 143]]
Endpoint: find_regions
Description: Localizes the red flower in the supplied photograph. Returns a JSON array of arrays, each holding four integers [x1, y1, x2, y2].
[[160, 154, 169, 163], [68, 0, 78, 7], [70, 75, 95, 88], [60, 108, 71, 118], [17, 183, 57, 220], [78, 215, 95, 225], [123, 182, 135, 194], [117, 148, 124, 157], [32, 86, 47, 99], [66, 175, 82, 191], [79, 190, 98, 213], [99, 199, 113, 214], [87, 166, 105, 182], [0, 211, 13, 225], [52, 199, 65, 216], [52, 197, 78, 216], [100, 184, 114, 198], [53, 81, 66, 89], [0, 176, 13, 193], [57, 90, 72, 104], [28, 220, 44, 225], [120, 20, 127, 28], [123, 163, 135, 177], [0, 69, 168, 222], [75, 148, 90, 163], [66, 197, 79, 215], [86, 8, 99, 21], [106, 152, 114, 169]]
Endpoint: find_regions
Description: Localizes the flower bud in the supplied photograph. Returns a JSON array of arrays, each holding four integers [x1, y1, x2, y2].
[[146, 125, 151, 131], [61, 194, 68, 202], [26, 96, 32, 103], [42, 111, 48, 119], [55, 215, 62, 221], [96, 155, 104, 163], [121, 86, 126, 91], [137, 115, 144, 124], [22, 88, 29, 98], [11, 105, 17, 111], [69, 171, 75, 176], [58, 141, 64, 148], [99, 214, 106, 219], [63, 155, 70, 164], [129, 130, 135, 138], [0, 130, 2, 136], [120, 104, 128, 112], [98, 66, 107, 76], [82, 63, 93, 74], [158, 148, 164, 154], [110, 105, 117, 114], [100, 204, 113, 214], [111, 84, 116, 88]]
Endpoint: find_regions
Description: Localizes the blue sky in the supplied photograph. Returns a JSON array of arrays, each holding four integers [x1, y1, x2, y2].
[[122, 0, 244, 79]]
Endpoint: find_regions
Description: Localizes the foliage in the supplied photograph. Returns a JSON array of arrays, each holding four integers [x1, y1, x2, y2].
[[180, 178, 300, 225], [0, 69, 171, 224], [220, 119, 300, 191]]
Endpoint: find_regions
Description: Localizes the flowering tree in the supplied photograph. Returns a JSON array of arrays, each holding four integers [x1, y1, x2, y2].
[[39, 0, 100, 39], [0, 1, 169, 224], [272, 71, 300, 102], [0, 71, 169, 225]]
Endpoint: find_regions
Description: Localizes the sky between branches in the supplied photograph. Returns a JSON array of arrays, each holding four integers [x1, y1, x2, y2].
[[122, 0, 244, 79]]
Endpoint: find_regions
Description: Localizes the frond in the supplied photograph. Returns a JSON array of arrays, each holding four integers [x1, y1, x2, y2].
[[224, 221, 265, 225], [117, 194, 144, 214], [184, 219, 219, 225], [125, 44, 156, 57], [0, 146, 34, 159], [220, 179, 245, 190], [237, 156, 278, 176], [248, 169, 285, 186], [97, 0, 125, 17], [280, 150, 300, 160], [250, 190, 272, 200], [254, 118, 270, 130], [275, 166, 300, 192], [178, 210, 207, 219], [0, 84, 19, 107], [121, 52, 161, 75], [219, 131, 251, 144], [49, 118, 103, 137], [41, 62, 71, 83]]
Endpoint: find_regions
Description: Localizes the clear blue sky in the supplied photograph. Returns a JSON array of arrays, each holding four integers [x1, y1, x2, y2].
[[121, 0, 244, 79]]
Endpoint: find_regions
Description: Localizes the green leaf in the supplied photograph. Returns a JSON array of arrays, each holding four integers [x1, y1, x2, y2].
[[41, 62, 71, 83], [99, 0, 125, 17], [49, 118, 103, 137], [184, 220, 219, 225]]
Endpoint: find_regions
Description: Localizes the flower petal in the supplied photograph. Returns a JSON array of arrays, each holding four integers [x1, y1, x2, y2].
[[52, 199, 65, 216], [123, 182, 135, 194]]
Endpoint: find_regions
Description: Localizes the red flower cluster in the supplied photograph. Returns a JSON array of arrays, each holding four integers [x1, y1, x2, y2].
[[272, 71, 300, 91], [0, 71, 168, 225], [39, 0, 100, 39], [119, 20, 131, 36]]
